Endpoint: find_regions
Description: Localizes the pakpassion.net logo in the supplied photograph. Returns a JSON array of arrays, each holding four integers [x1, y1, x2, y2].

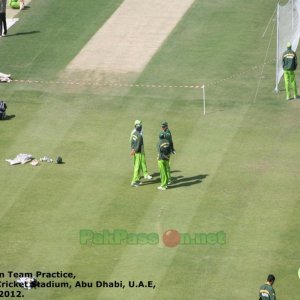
[[80, 229, 226, 247]]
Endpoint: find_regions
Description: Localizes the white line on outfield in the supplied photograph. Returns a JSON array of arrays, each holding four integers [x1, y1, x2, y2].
[[6, 18, 19, 30], [11, 58, 275, 90], [12, 79, 201, 89]]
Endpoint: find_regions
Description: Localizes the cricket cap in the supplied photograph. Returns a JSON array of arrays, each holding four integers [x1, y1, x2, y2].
[[161, 121, 168, 127], [287, 42, 292, 49], [267, 274, 275, 282], [134, 120, 142, 125]]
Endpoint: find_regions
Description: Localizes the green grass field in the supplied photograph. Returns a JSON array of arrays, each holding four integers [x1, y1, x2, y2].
[[1, 0, 300, 299]]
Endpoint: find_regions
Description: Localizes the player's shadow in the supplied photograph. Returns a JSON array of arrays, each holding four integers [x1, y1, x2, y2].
[[6, 30, 40, 37], [142, 170, 181, 186], [167, 174, 209, 189], [142, 171, 208, 188], [1, 114, 15, 121]]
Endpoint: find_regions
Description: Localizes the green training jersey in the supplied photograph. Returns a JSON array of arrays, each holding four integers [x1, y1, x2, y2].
[[159, 129, 174, 152], [282, 49, 297, 71], [259, 282, 276, 300], [131, 130, 144, 153], [157, 139, 171, 160]]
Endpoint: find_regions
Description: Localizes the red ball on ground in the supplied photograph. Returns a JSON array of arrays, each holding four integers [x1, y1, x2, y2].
[[163, 229, 180, 247]]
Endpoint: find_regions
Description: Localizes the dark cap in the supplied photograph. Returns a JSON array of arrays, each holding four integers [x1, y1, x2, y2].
[[267, 274, 275, 282], [161, 121, 168, 127]]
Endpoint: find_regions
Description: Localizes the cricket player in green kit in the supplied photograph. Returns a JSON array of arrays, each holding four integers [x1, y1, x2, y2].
[[282, 42, 298, 100], [258, 274, 276, 300], [160, 121, 175, 184], [157, 133, 171, 190], [130, 120, 152, 181], [130, 122, 151, 187]]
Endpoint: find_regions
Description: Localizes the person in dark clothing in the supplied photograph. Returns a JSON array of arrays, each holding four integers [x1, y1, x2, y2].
[[0, 100, 7, 120], [0, 0, 7, 37]]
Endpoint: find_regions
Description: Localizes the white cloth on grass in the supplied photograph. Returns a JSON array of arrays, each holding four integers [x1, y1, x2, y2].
[[17, 277, 35, 289], [0, 72, 12, 82], [6, 153, 33, 165]]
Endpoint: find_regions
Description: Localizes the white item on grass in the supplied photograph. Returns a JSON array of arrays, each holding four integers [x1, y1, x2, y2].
[[0, 72, 12, 82], [5, 153, 33, 165]]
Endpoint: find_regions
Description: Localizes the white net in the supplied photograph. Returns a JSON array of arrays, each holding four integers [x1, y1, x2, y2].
[[275, 0, 300, 92]]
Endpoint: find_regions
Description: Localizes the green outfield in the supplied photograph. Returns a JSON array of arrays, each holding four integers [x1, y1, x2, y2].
[[1, 0, 300, 299]]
